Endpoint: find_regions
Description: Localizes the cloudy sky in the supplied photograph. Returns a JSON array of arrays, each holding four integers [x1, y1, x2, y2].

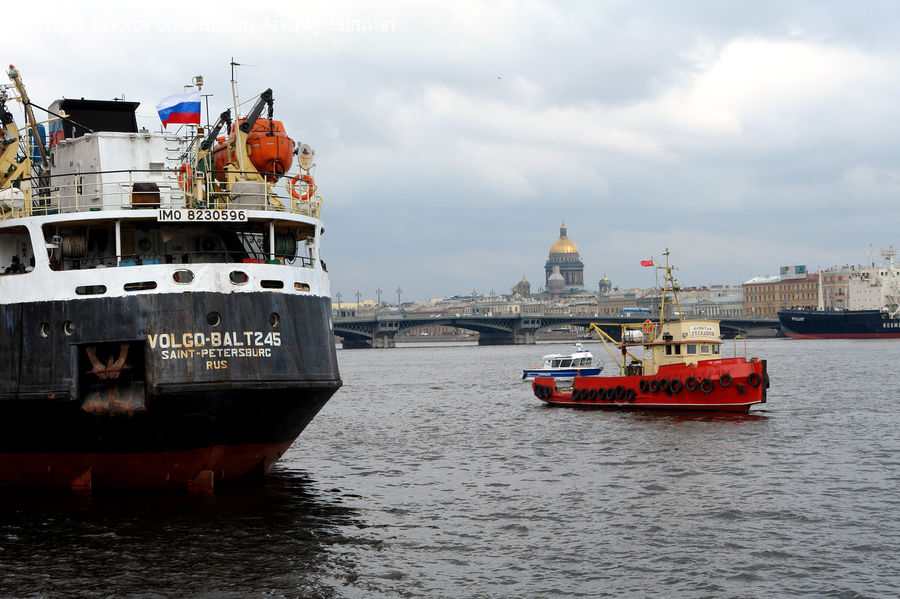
[[9, 1, 900, 300]]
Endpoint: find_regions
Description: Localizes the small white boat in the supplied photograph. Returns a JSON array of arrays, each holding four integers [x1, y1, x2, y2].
[[522, 342, 603, 381]]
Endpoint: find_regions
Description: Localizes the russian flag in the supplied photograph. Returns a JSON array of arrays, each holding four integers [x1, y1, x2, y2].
[[156, 91, 201, 127], [48, 118, 65, 148]]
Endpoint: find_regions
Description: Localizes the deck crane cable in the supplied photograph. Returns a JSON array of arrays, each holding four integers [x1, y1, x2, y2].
[[24, 100, 95, 135]]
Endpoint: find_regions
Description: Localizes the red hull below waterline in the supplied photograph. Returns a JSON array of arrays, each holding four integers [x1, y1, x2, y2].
[[0, 441, 295, 493], [532, 357, 768, 413], [783, 332, 900, 339]]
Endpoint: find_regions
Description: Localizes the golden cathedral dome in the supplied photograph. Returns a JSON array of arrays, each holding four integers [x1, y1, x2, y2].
[[549, 223, 579, 255]]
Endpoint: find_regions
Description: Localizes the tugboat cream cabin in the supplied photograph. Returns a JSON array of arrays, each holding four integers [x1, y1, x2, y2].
[[532, 252, 769, 413], [0, 66, 341, 491]]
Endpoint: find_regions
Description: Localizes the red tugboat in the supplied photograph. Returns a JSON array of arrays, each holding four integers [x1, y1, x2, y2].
[[532, 252, 769, 413]]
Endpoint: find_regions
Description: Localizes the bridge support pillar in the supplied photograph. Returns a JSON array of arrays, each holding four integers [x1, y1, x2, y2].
[[477, 330, 535, 345], [340, 338, 373, 349], [372, 333, 396, 348]]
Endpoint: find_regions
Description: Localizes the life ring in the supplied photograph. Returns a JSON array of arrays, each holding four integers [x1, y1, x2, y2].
[[748, 372, 762, 387], [642, 319, 653, 333], [670, 379, 684, 394], [289, 173, 316, 200], [719, 373, 733, 388], [177, 163, 192, 191], [700, 378, 715, 394], [625, 388, 636, 402], [638, 380, 650, 393], [685, 376, 699, 392]]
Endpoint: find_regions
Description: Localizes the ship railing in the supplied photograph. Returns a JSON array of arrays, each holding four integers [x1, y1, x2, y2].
[[51, 250, 317, 272], [4, 167, 322, 220]]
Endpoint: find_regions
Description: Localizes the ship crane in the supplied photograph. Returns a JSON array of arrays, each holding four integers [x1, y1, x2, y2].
[[0, 86, 27, 190], [208, 87, 296, 210]]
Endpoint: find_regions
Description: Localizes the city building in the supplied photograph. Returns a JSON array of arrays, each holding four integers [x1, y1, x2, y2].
[[821, 267, 852, 309], [511, 275, 531, 298], [544, 222, 584, 294], [678, 286, 744, 318], [742, 266, 818, 318]]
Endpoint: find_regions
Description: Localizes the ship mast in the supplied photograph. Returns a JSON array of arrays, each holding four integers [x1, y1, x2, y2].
[[230, 58, 248, 173], [657, 248, 682, 322]]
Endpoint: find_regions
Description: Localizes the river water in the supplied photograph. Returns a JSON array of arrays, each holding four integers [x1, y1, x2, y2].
[[2, 339, 899, 598]]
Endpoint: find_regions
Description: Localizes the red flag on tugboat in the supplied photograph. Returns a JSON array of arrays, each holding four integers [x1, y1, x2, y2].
[[640, 259, 654, 266]]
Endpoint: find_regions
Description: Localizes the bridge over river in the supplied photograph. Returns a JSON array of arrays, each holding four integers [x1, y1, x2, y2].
[[333, 313, 781, 348]]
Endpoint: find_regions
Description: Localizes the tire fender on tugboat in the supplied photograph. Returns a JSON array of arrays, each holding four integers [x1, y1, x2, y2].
[[685, 376, 699, 392]]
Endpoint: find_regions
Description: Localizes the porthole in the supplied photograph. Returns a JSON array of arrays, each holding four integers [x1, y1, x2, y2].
[[229, 270, 248, 285], [39, 321, 50, 338], [207, 312, 221, 327], [63, 320, 75, 336], [294, 282, 310, 292], [173, 269, 194, 284], [75, 285, 107, 295], [269, 313, 281, 328], [260, 280, 284, 289], [124, 281, 157, 291]]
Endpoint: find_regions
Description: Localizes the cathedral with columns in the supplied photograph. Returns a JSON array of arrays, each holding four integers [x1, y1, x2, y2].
[[544, 222, 585, 294]]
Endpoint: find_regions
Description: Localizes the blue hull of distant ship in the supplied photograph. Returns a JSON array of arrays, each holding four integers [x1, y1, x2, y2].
[[777, 308, 900, 338]]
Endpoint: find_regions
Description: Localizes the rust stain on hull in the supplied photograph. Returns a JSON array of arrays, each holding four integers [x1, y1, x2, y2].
[[81, 383, 146, 415]]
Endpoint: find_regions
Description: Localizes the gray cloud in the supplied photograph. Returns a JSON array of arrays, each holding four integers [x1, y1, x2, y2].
[[10, 0, 900, 299]]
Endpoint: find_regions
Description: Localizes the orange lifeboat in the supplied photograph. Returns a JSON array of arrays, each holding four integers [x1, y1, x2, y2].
[[211, 118, 295, 183]]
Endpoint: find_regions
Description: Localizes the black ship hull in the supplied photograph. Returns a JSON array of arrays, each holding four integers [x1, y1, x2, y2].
[[777, 308, 900, 339], [0, 292, 341, 491]]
